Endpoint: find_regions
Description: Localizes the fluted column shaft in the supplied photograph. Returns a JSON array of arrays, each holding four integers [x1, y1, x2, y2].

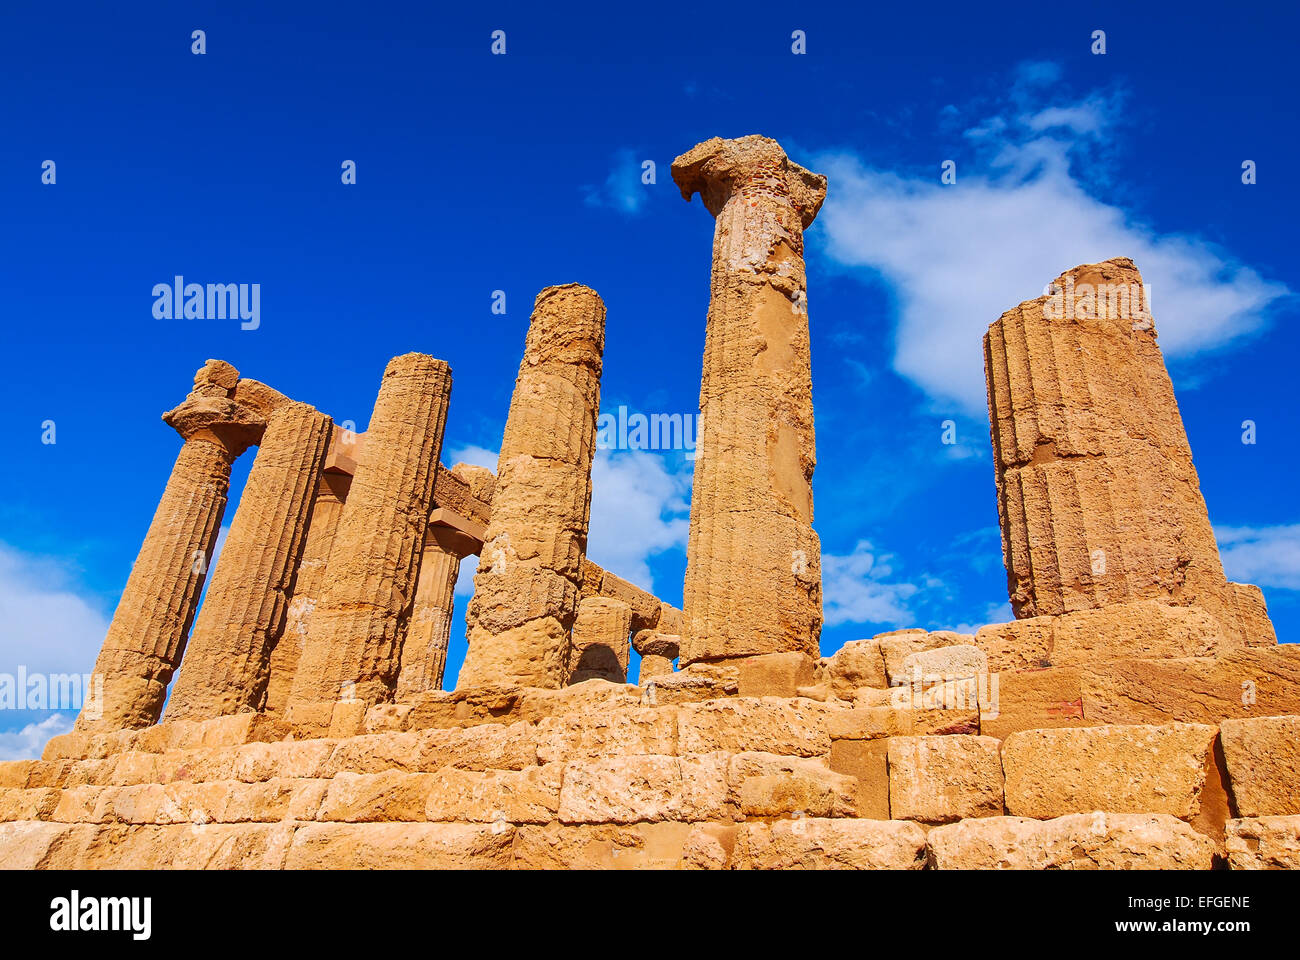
[[165, 402, 333, 720], [262, 469, 350, 713], [76, 359, 262, 732], [671, 136, 826, 665], [395, 527, 465, 698], [984, 258, 1240, 633], [458, 284, 605, 689], [288, 354, 452, 709]]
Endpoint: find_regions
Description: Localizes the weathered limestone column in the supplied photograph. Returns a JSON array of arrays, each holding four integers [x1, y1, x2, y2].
[[566, 597, 633, 684], [985, 257, 1268, 641], [671, 136, 826, 666], [288, 354, 452, 710], [76, 360, 264, 732], [262, 468, 351, 713], [164, 401, 333, 720], [458, 284, 605, 689], [394, 525, 477, 698]]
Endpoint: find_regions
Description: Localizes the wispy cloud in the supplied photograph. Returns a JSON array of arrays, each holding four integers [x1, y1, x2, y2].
[[817, 63, 1289, 417], [0, 542, 111, 682], [583, 148, 652, 216], [1217, 524, 1300, 591], [821, 540, 921, 628], [446, 445, 690, 597], [0, 713, 73, 761]]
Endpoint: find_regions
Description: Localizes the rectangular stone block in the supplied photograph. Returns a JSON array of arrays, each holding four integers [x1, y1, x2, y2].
[[726, 752, 857, 818], [1218, 715, 1300, 817], [1225, 816, 1300, 869], [69, 822, 297, 869], [537, 707, 678, 764], [677, 698, 831, 757], [558, 754, 729, 824], [1001, 722, 1217, 820], [512, 822, 697, 869], [0, 821, 79, 869], [825, 640, 888, 697], [1081, 648, 1300, 725], [828, 739, 890, 819], [286, 822, 516, 869], [979, 667, 1085, 740], [824, 704, 978, 741], [888, 736, 1004, 824], [926, 812, 1216, 869], [723, 819, 927, 870]]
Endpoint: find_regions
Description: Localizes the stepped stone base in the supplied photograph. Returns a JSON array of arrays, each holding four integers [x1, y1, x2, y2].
[[2, 633, 1297, 869]]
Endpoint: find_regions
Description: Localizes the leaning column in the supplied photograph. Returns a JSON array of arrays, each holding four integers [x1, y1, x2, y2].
[[75, 360, 264, 732], [165, 401, 333, 720], [287, 354, 452, 711], [670, 136, 826, 666], [262, 467, 351, 713], [985, 257, 1273, 643], [457, 284, 605, 689]]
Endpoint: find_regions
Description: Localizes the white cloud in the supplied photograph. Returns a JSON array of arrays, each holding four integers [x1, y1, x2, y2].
[[1216, 524, 1300, 591], [447, 445, 497, 472], [0, 713, 74, 761], [583, 149, 650, 215], [447, 445, 691, 597], [0, 542, 110, 680], [587, 449, 690, 593], [817, 74, 1289, 417], [951, 600, 1014, 635], [822, 540, 920, 628]]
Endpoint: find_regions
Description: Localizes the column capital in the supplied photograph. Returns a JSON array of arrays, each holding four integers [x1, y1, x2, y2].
[[671, 135, 827, 227], [163, 359, 267, 454]]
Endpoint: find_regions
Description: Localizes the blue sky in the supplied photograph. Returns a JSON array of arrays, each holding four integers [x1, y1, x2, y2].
[[2, 1, 1296, 756]]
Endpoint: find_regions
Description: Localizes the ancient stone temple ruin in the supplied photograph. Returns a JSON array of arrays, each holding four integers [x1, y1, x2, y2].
[[1, 135, 1296, 870]]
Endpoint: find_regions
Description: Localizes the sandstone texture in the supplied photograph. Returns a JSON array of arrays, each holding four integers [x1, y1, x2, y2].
[[11, 145, 1287, 872], [673, 136, 825, 666], [459, 284, 605, 689]]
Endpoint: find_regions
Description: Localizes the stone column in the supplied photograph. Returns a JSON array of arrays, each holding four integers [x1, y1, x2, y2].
[[566, 597, 633, 684], [670, 136, 826, 666], [164, 401, 333, 720], [984, 257, 1258, 639], [287, 354, 452, 711], [262, 468, 351, 713], [76, 360, 264, 732], [458, 284, 605, 689], [634, 631, 679, 684], [394, 525, 476, 698]]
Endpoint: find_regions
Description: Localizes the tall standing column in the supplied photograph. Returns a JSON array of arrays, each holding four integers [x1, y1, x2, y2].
[[76, 360, 264, 732], [287, 354, 452, 710], [394, 525, 474, 698], [262, 468, 351, 713], [670, 136, 826, 666], [164, 401, 333, 720], [458, 284, 605, 689], [984, 257, 1263, 640]]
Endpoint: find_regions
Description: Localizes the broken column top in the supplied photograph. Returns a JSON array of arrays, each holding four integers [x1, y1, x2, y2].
[[1001, 256, 1154, 334], [163, 359, 266, 450], [670, 135, 828, 227], [522, 284, 605, 373]]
